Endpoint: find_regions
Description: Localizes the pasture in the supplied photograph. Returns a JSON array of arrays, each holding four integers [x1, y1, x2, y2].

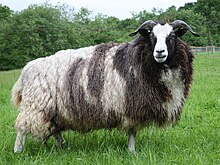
[[0, 52, 219, 164]]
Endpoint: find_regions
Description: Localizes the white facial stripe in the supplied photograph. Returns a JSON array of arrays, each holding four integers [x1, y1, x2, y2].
[[153, 23, 173, 38], [152, 23, 173, 63]]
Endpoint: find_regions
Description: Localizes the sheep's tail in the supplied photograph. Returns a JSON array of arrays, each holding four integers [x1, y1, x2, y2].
[[11, 76, 23, 107]]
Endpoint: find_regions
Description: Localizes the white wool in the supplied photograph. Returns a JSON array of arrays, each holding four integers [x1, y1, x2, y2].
[[16, 45, 96, 138], [160, 67, 185, 123], [101, 46, 126, 116]]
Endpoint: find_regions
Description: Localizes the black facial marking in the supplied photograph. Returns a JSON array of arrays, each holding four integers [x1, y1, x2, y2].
[[150, 33, 157, 51], [166, 32, 177, 63]]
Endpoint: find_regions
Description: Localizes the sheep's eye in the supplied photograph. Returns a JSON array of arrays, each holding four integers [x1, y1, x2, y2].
[[166, 33, 176, 44], [168, 34, 176, 40]]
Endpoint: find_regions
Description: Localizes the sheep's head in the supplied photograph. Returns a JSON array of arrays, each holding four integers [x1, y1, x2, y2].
[[129, 20, 200, 63]]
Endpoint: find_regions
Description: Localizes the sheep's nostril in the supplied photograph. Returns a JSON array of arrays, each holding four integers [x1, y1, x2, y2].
[[156, 50, 165, 54]]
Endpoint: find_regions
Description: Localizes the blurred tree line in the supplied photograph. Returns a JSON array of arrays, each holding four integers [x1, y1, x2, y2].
[[0, 0, 219, 70]]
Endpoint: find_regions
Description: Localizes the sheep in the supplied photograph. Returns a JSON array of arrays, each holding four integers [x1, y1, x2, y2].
[[12, 20, 199, 153]]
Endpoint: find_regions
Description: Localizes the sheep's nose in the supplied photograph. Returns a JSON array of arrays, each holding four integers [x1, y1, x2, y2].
[[156, 50, 165, 54]]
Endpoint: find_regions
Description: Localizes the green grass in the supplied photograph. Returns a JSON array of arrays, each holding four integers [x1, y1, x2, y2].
[[0, 53, 220, 165]]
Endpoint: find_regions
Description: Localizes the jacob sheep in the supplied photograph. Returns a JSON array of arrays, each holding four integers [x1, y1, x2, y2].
[[12, 20, 199, 153]]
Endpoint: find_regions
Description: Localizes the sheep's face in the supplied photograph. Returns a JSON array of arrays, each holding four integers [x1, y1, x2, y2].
[[129, 20, 199, 63], [151, 24, 175, 63]]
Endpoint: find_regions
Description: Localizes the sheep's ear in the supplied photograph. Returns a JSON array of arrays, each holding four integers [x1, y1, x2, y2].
[[174, 28, 188, 37], [138, 29, 152, 37], [129, 20, 157, 37], [129, 29, 151, 37]]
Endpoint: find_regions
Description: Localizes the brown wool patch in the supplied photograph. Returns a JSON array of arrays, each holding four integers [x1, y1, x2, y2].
[[87, 42, 119, 99], [65, 45, 120, 130]]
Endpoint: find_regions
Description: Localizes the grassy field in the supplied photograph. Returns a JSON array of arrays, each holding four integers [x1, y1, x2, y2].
[[0, 52, 219, 165]]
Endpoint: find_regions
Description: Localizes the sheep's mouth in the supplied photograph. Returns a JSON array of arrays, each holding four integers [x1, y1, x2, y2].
[[154, 55, 167, 63], [155, 55, 166, 59]]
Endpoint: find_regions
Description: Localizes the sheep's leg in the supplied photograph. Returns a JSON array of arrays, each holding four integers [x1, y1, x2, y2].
[[53, 132, 65, 147], [127, 128, 136, 152], [148, 127, 153, 137], [14, 131, 27, 153]]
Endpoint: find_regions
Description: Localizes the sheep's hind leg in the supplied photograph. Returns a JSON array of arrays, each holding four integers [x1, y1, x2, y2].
[[127, 128, 136, 153], [53, 132, 65, 147], [14, 131, 27, 153]]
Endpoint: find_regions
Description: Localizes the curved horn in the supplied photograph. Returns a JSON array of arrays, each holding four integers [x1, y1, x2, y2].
[[170, 20, 200, 37], [129, 20, 157, 37]]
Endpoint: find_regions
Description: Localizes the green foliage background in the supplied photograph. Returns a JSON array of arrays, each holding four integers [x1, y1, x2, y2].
[[0, 0, 219, 70]]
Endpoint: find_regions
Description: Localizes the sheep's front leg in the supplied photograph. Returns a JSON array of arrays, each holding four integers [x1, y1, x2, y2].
[[128, 128, 136, 152], [14, 131, 27, 153], [53, 132, 65, 147]]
